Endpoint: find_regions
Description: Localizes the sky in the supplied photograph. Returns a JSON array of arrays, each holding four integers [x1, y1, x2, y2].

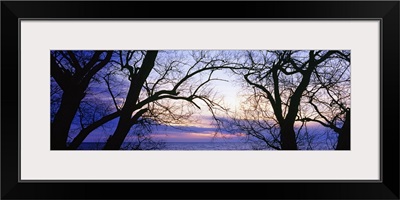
[[73, 73, 247, 143]]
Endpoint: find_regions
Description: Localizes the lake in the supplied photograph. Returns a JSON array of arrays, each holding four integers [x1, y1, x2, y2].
[[77, 142, 257, 150]]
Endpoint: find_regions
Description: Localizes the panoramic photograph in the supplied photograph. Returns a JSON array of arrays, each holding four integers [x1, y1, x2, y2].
[[51, 50, 350, 150]]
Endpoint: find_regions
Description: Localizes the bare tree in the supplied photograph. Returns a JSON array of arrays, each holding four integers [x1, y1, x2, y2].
[[52, 50, 236, 150], [66, 60, 128, 150], [301, 51, 351, 150], [101, 50, 235, 150], [51, 51, 113, 150], [229, 50, 349, 150]]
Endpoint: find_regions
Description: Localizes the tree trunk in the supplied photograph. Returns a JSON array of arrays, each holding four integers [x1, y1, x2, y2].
[[336, 110, 350, 150], [51, 90, 83, 150], [102, 114, 132, 150], [102, 51, 158, 150], [278, 58, 314, 150], [102, 109, 148, 150], [280, 121, 298, 150]]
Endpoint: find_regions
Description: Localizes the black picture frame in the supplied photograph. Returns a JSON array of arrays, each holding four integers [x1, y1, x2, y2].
[[1, 1, 399, 199]]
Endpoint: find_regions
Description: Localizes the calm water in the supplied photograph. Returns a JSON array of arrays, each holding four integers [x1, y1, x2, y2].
[[77, 142, 256, 150]]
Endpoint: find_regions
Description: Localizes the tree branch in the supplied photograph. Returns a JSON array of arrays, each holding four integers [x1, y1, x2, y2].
[[81, 51, 113, 87], [130, 108, 149, 125], [104, 74, 120, 111], [66, 51, 82, 72], [51, 54, 70, 90], [67, 111, 121, 150]]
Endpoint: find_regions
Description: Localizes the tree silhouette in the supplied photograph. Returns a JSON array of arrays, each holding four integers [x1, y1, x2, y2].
[[51, 50, 237, 150], [102, 50, 235, 150], [301, 51, 351, 150], [229, 50, 350, 150], [51, 51, 113, 150]]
